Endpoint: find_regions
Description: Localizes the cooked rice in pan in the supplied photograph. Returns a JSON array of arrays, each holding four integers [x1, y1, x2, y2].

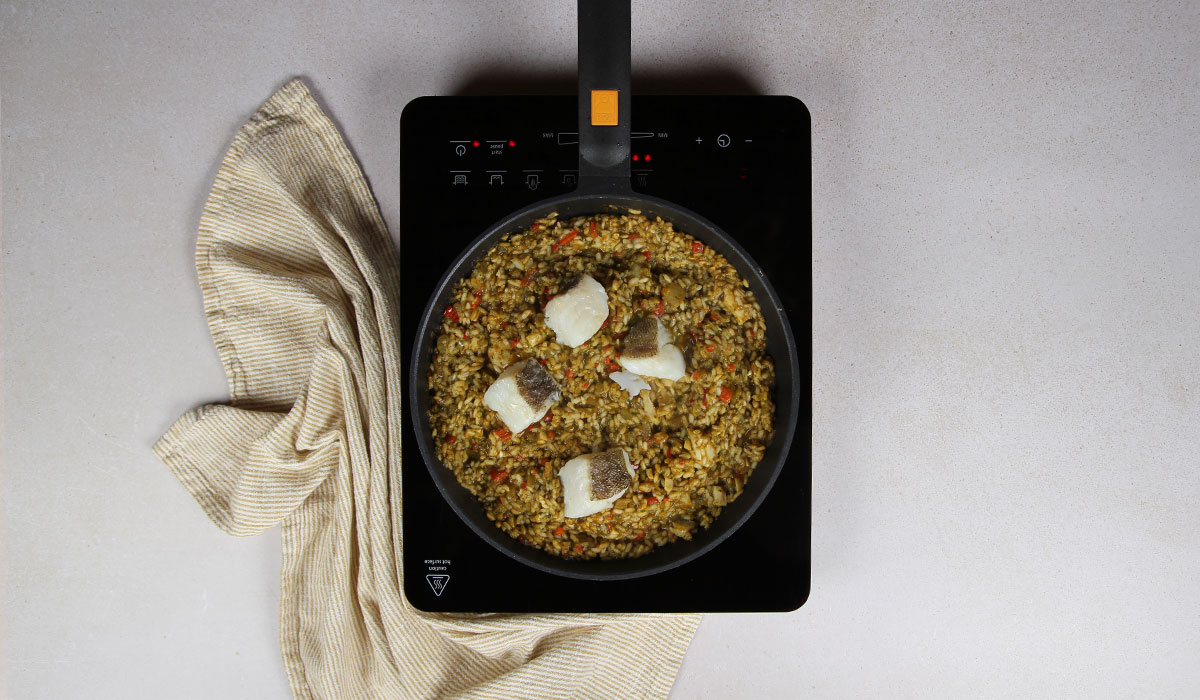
[[426, 212, 775, 559]]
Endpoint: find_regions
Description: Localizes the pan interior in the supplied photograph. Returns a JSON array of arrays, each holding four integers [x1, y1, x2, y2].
[[409, 192, 799, 580]]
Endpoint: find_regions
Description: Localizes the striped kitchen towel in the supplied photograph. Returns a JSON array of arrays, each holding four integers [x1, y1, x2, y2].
[[154, 78, 700, 700]]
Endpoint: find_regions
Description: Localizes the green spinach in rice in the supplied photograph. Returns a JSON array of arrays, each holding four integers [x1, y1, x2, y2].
[[426, 212, 775, 560]]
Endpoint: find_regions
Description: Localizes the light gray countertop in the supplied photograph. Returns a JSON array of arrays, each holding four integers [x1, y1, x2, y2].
[[4, 1, 1198, 697]]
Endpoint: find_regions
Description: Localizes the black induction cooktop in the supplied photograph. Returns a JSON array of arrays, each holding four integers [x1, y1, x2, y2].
[[399, 95, 810, 613]]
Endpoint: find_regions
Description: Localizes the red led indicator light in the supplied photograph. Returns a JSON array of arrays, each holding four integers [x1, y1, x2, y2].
[[508, 139, 516, 147], [472, 140, 480, 147], [644, 154, 652, 162], [632, 154, 639, 161]]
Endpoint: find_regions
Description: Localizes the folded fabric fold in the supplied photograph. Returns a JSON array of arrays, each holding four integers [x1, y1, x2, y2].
[[155, 78, 700, 700]]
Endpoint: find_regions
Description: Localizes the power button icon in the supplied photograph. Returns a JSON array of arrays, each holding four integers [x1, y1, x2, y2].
[[716, 134, 731, 148]]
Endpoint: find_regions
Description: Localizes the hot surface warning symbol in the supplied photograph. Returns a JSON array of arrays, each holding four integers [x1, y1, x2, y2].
[[426, 574, 450, 597]]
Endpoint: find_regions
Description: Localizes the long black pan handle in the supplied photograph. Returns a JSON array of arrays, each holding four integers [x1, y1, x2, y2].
[[577, 0, 631, 186]]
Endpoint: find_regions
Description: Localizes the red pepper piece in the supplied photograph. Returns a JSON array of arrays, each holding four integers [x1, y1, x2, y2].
[[494, 428, 512, 441], [444, 435, 456, 444], [554, 527, 566, 536], [727, 362, 736, 371], [552, 229, 578, 251], [575, 544, 584, 553], [443, 305, 460, 323], [565, 368, 575, 379], [588, 221, 598, 237], [691, 242, 705, 254], [646, 495, 660, 505], [642, 250, 652, 261], [719, 386, 733, 403], [634, 532, 645, 541], [489, 468, 508, 482], [654, 299, 664, 317]]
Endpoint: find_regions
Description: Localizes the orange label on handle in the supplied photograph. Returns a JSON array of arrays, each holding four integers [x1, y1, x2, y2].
[[590, 90, 619, 126]]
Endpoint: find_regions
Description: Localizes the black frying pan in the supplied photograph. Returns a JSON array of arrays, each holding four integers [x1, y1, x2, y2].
[[409, 0, 799, 580]]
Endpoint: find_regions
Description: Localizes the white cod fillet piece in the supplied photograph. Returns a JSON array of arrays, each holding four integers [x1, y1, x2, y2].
[[617, 317, 685, 380], [558, 448, 636, 518], [482, 359, 561, 434], [543, 274, 609, 348], [609, 370, 651, 397]]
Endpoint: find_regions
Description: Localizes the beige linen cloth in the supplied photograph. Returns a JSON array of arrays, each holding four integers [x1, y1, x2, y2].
[[154, 79, 700, 699]]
